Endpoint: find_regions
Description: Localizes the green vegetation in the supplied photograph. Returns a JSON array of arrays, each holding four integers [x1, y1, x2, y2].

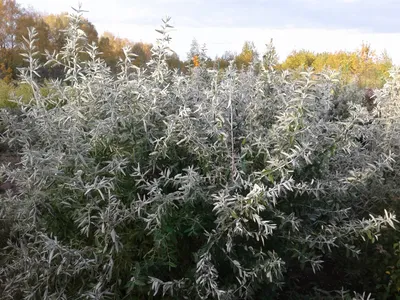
[[0, 80, 14, 108], [2, 3, 400, 300]]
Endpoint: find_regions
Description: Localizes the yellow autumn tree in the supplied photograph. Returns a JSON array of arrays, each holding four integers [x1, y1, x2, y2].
[[280, 50, 316, 70], [280, 43, 392, 88], [43, 12, 98, 52], [235, 41, 258, 69]]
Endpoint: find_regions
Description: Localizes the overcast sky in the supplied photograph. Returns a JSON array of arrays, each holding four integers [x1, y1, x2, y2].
[[16, 0, 400, 64]]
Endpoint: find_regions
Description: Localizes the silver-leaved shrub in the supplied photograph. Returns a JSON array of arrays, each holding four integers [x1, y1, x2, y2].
[[0, 6, 399, 300]]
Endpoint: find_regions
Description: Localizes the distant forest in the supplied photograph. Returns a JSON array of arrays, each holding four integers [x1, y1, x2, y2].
[[0, 0, 393, 88]]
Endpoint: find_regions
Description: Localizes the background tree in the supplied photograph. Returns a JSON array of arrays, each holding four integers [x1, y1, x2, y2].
[[131, 41, 152, 67], [0, 0, 22, 50], [166, 51, 186, 73], [280, 49, 316, 70], [214, 50, 236, 70], [0, 63, 12, 83], [98, 33, 117, 71], [0, 0, 23, 79], [42, 13, 69, 53], [235, 41, 259, 69], [279, 45, 392, 88]]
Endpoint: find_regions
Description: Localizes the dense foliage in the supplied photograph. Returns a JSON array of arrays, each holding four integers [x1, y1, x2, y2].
[[279, 47, 392, 88], [1, 7, 400, 300]]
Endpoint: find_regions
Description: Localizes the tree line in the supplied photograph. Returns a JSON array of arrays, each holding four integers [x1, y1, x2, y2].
[[0, 0, 394, 88]]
